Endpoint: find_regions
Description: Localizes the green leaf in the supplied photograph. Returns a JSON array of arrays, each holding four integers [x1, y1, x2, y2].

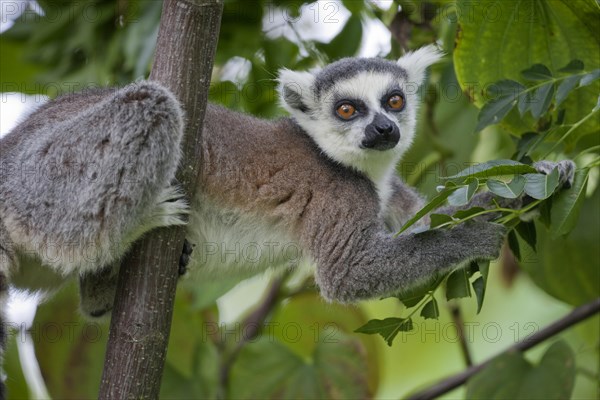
[[537, 198, 553, 227], [530, 82, 555, 119], [269, 292, 380, 389], [521, 187, 599, 306], [487, 175, 526, 198], [317, 15, 362, 58], [467, 177, 480, 197], [446, 187, 467, 207], [477, 260, 490, 282], [342, 0, 364, 13], [523, 168, 560, 200], [161, 340, 219, 400], [430, 213, 453, 228], [555, 75, 580, 107], [0, 37, 44, 94], [355, 318, 413, 346], [550, 168, 589, 238], [263, 37, 300, 72], [558, 59, 584, 73], [229, 335, 371, 398], [468, 260, 480, 277], [475, 95, 517, 131], [487, 79, 526, 96], [507, 230, 521, 261], [467, 341, 576, 400], [448, 178, 479, 206], [471, 277, 486, 314], [454, 0, 600, 139], [517, 91, 531, 116], [580, 69, 600, 86], [452, 207, 485, 220], [515, 220, 537, 251], [395, 277, 440, 308], [444, 160, 537, 180], [446, 268, 471, 300], [420, 298, 440, 320], [397, 187, 457, 234], [556, 108, 566, 124], [515, 132, 540, 161], [521, 64, 553, 81]]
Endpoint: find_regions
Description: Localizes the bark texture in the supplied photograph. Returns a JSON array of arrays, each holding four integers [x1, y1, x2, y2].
[[99, 1, 223, 398]]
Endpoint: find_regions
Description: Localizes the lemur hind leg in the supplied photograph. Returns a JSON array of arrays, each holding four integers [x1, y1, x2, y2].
[[79, 237, 194, 319], [0, 81, 187, 276]]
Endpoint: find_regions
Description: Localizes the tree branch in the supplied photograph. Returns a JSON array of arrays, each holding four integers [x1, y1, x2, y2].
[[99, 1, 223, 398], [406, 297, 600, 400], [449, 304, 473, 367]]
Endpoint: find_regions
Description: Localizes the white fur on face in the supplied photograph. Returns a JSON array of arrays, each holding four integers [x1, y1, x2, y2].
[[278, 45, 443, 210], [287, 71, 419, 191]]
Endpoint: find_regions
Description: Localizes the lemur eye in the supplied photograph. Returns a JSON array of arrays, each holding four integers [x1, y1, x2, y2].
[[336, 103, 357, 120], [387, 94, 405, 110]]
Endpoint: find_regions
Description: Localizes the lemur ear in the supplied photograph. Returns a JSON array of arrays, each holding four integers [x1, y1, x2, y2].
[[396, 44, 444, 87], [277, 69, 317, 114]]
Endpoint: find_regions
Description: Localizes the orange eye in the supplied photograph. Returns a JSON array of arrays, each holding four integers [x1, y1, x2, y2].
[[336, 103, 356, 120], [387, 94, 404, 110]]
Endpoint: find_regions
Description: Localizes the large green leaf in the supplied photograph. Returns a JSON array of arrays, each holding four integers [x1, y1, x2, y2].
[[229, 335, 371, 399], [467, 341, 576, 399], [550, 168, 590, 238], [487, 175, 526, 198], [523, 168, 560, 200], [444, 159, 536, 180], [518, 186, 600, 306], [454, 0, 600, 139], [270, 293, 380, 389], [397, 186, 457, 234]]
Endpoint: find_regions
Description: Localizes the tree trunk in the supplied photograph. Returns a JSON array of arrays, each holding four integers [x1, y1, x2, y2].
[[99, 0, 223, 398]]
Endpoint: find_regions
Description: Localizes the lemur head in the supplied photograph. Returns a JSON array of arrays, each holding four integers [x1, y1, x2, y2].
[[278, 45, 443, 182]]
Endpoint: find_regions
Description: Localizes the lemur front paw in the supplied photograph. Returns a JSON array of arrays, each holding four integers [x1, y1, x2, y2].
[[533, 160, 576, 189]]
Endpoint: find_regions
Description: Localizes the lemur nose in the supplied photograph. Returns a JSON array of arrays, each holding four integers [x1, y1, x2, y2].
[[375, 123, 394, 135]]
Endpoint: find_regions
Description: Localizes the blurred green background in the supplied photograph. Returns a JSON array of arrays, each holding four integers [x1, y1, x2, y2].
[[1, 0, 598, 399]]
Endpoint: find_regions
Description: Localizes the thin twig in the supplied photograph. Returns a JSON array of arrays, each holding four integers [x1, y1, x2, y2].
[[406, 297, 600, 400], [449, 304, 473, 367]]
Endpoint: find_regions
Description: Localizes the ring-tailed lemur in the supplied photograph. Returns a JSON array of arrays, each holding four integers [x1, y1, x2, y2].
[[0, 46, 574, 394]]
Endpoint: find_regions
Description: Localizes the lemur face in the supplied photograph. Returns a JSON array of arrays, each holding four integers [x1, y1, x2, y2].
[[279, 45, 442, 178], [315, 66, 410, 153]]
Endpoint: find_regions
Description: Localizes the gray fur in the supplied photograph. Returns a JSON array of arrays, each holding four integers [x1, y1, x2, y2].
[[314, 58, 408, 96], [0, 81, 187, 324], [184, 104, 507, 302], [534, 160, 576, 188], [0, 57, 577, 382]]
